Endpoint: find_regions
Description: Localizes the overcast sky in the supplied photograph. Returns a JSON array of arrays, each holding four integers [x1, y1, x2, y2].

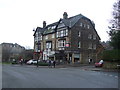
[[0, 0, 115, 49]]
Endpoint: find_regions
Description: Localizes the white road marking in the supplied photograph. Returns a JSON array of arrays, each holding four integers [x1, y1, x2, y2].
[[115, 76, 118, 78], [60, 68, 67, 69], [109, 75, 113, 77], [104, 74, 108, 75]]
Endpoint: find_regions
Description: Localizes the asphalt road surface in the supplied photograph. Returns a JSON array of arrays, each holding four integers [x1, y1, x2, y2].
[[2, 64, 119, 88]]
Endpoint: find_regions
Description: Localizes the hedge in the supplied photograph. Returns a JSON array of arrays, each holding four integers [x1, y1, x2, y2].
[[102, 49, 120, 62], [34, 62, 48, 66]]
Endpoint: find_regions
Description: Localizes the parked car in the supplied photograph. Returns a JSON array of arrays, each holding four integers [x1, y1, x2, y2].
[[95, 60, 104, 67], [11, 59, 18, 64], [26, 59, 41, 65], [26, 59, 37, 65]]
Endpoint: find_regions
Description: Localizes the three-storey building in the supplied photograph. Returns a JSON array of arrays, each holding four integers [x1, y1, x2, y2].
[[33, 12, 101, 64]]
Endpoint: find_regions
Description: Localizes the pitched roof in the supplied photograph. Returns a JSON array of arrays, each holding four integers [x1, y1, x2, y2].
[[61, 14, 86, 28], [60, 14, 101, 40], [39, 13, 100, 40], [42, 14, 87, 35], [33, 27, 43, 36], [43, 22, 58, 35]]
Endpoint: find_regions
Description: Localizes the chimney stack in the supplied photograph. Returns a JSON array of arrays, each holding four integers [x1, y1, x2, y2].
[[63, 12, 68, 19], [43, 21, 46, 28]]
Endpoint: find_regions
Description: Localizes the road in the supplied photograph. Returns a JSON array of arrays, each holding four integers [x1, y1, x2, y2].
[[2, 64, 119, 88]]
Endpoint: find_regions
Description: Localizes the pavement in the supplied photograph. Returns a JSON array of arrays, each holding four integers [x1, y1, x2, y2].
[[10, 63, 119, 72]]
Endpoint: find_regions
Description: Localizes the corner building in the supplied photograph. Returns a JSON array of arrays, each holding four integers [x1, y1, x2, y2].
[[33, 12, 101, 64]]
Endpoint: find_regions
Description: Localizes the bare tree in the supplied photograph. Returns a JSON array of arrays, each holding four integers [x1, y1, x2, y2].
[[109, 0, 120, 30], [108, 0, 120, 49]]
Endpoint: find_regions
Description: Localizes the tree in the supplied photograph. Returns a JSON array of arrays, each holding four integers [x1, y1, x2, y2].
[[109, 31, 120, 49], [23, 49, 34, 60], [108, 0, 120, 49]]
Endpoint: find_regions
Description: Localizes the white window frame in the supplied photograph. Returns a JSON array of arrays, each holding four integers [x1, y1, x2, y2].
[[88, 34, 92, 39], [80, 23, 82, 27], [87, 25, 90, 29], [58, 40, 66, 47], [45, 35, 48, 40], [56, 32, 59, 37], [93, 44, 96, 49], [60, 30, 64, 37], [78, 42, 81, 48], [88, 43, 92, 49], [65, 29, 68, 36], [93, 35, 96, 40], [78, 31, 81, 37], [52, 34, 54, 38], [40, 35, 42, 40], [46, 42, 52, 49], [84, 24, 86, 28]]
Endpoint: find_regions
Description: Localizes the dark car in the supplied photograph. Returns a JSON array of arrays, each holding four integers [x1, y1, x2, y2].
[[11, 59, 18, 64]]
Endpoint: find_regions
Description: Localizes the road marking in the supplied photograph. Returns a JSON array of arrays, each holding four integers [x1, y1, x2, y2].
[[60, 68, 67, 69], [109, 75, 113, 77], [104, 74, 108, 76], [115, 76, 118, 78]]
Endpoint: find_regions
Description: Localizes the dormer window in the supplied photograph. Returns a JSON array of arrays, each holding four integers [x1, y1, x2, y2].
[[56, 29, 68, 38], [51, 26, 56, 29], [48, 27, 51, 30], [58, 23, 65, 28]]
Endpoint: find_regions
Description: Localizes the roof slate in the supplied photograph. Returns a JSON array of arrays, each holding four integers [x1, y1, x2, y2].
[[34, 13, 100, 40], [43, 21, 59, 35]]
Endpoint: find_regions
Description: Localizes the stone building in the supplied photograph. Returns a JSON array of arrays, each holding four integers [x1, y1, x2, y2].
[[33, 12, 101, 64], [0, 43, 25, 62]]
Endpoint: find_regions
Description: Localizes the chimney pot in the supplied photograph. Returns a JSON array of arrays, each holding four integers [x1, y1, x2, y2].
[[63, 12, 68, 19], [43, 21, 46, 28]]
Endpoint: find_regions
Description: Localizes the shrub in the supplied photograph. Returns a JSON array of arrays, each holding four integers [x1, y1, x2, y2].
[[103, 61, 118, 69], [102, 50, 120, 62], [34, 62, 48, 66]]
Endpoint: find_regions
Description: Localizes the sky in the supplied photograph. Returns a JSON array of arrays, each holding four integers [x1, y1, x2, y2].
[[0, 0, 115, 49]]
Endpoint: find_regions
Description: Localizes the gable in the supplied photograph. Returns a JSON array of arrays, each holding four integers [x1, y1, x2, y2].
[[57, 21, 66, 29], [72, 17, 101, 40]]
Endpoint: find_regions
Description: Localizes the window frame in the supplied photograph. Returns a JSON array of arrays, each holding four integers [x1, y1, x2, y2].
[[78, 41, 81, 48]]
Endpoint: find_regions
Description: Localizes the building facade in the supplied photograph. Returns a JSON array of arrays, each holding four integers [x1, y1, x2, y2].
[[33, 12, 101, 64], [1, 43, 25, 62]]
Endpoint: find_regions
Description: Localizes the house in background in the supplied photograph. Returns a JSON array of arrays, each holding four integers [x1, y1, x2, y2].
[[0, 43, 25, 62], [33, 12, 101, 64]]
